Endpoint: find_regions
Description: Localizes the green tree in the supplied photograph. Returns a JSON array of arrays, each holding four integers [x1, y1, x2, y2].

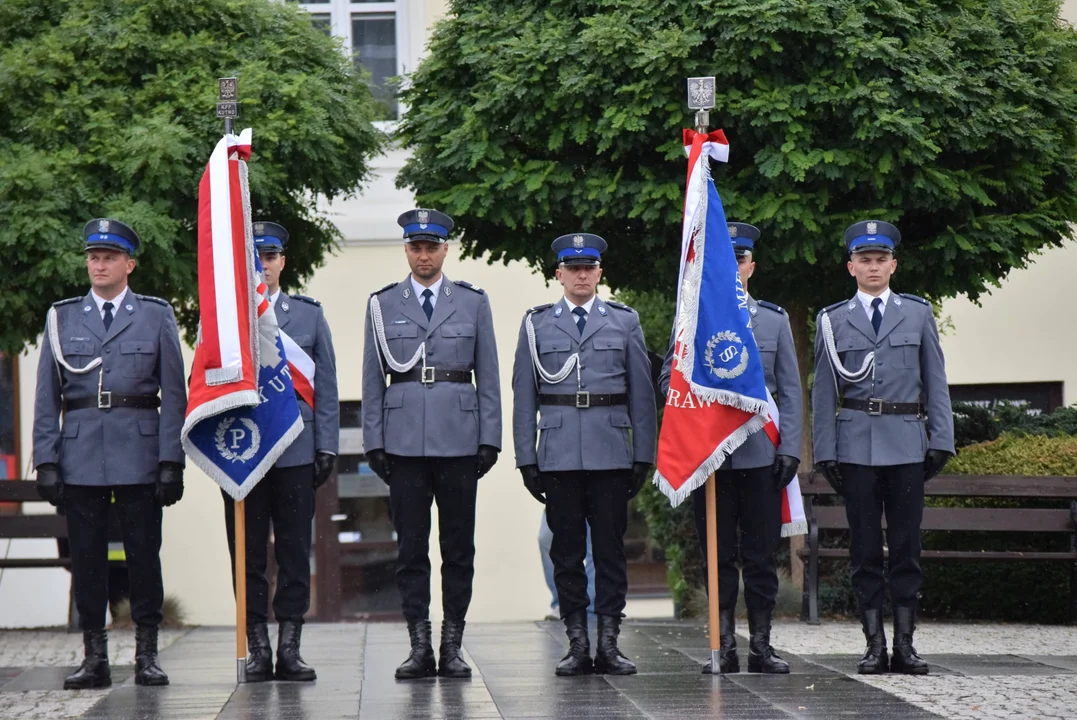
[[0, 0, 384, 351]]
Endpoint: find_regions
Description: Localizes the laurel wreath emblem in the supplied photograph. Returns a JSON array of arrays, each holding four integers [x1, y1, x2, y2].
[[704, 331, 749, 379], [215, 417, 261, 463]]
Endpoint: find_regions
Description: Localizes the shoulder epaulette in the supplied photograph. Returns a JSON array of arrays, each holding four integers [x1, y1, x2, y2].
[[527, 303, 554, 315], [453, 280, 484, 294], [757, 300, 786, 315], [135, 294, 170, 307], [900, 293, 930, 306], [370, 282, 398, 297], [821, 300, 847, 314], [52, 297, 81, 308], [605, 300, 635, 312], [291, 294, 321, 306]]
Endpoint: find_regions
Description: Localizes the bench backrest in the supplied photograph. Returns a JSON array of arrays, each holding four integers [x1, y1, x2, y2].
[[810, 505, 1074, 533], [0, 482, 68, 538], [799, 473, 1077, 499]]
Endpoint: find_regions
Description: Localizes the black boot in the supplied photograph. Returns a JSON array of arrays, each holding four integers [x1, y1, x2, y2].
[[555, 610, 593, 676], [857, 609, 889, 675], [134, 625, 169, 686], [274, 621, 316, 681], [594, 615, 636, 676], [438, 619, 472, 678], [64, 629, 111, 690], [245, 622, 273, 682], [395, 619, 437, 680], [701, 609, 739, 674], [891, 607, 929, 675], [746, 608, 789, 674]]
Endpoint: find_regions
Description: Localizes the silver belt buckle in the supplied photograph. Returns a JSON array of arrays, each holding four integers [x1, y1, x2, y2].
[[575, 391, 590, 409], [98, 391, 112, 409], [421, 367, 436, 385], [866, 397, 883, 416]]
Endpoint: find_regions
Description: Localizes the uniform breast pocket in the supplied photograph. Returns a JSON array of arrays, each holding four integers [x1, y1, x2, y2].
[[756, 338, 778, 377], [592, 335, 626, 371], [836, 335, 870, 367], [384, 323, 418, 360], [888, 332, 921, 369], [61, 341, 96, 370], [538, 339, 573, 373], [290, 334, 313, 354], [120, 340, 157, 378], [441, 323, 476, 363]]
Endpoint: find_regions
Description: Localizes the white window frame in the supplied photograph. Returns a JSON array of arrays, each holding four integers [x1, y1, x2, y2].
[[298, 0, 409, 128]]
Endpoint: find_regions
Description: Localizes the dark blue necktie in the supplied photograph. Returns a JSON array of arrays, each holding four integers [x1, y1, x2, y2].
[[871, 297, 883, 334], [102, 301, 114, 331], [572, 306, 587, 335], [421, 288, 434, 320]]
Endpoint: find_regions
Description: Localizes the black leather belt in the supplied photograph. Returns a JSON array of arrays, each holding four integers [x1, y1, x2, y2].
[[388, 368, 473, 385], [842, 398, 924, 417], [539, 393, 628, 409], [64, 393, 161, 411]]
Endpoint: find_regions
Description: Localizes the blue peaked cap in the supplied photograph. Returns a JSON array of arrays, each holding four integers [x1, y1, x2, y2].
[[845, 220, 901, 253], [253, 221, 289, 252], [552, 233, 607, 266], [728, 222, 760, 257], [83, 218, 140, 255], [398, 208, 454, 243]]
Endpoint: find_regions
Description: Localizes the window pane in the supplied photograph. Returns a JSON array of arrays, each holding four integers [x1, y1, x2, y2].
[[353, 14, 397, 120], [310, 13, 331, 35]]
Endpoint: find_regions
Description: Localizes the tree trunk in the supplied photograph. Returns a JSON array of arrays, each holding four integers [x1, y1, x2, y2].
[[786, 302, 814, 590]]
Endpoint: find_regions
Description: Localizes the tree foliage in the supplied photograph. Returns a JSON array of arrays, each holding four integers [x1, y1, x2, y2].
[[0, 0, 384, 351], [399, 0, 1077, 312]]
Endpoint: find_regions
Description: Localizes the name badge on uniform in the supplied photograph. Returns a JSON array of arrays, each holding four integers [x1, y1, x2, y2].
[[391, 319, 409, 325]]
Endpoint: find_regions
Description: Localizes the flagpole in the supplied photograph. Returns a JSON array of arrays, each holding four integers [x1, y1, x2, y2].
[[216, 76, 246, 684], [687, 76, 722, 675]]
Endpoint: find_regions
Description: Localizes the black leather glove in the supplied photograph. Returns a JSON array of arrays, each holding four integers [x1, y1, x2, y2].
[[36, 463, 64, 508], [815, 460, 844, 496], [773, 454, 800, 492], [476, 445, 499, 478], [628, 462, 651, 499], [314, 452, 336, 490], [367, 449, 391, 483], [923, 449, 951, 482], [520, 465, 545, 504], [156, 462, 185, 507]]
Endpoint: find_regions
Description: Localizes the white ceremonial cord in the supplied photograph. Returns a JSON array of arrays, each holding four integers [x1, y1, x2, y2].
[[370, 295, 426, 372], [46, 307, 102, 375], [820, 310, 875, 384], [525, 311, 578, 384]]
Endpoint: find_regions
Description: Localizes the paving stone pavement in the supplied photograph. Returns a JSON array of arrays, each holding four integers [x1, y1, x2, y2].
[[0, 621, 1074, 718]]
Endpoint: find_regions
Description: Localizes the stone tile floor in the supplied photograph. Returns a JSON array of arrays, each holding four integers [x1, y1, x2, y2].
[[0, 620, 1073, 718]]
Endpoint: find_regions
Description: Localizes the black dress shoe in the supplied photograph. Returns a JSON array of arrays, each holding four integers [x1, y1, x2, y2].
[[702, 609, 739, 674], [134, 625, 169, 686], [438, 619, 472, 678], [245, 622, 273, 682], [396, 619, 437, 680], [593, 615, 636, 676], [857, 609, 890, 675], [746, 608, 790, 674], [890, 607, 929, 675], [274, 621, 316, 681], [64, 629, 111, 690], [555, 610, 593, 676]]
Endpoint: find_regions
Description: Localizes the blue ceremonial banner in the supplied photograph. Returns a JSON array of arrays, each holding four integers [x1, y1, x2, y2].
[[182, 252, 303, 501]]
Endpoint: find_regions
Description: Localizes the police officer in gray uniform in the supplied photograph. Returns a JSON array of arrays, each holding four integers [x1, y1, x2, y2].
[[222, 222, 339, 682], [33, 219, 186, 689], [813, 220, 954, 676], [512, 233, 656, 677], [658, 223, 800, 675], [362, 209, 501, 680]]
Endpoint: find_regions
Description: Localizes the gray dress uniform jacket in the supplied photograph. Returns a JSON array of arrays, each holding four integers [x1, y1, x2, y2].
[[512, 297, 657, 473], [276, 293, 339, 468], [658, 295, 802, 469], [362, 275, 501, 458], [812, 292, 955, 467], [33, 291, 187, 486]]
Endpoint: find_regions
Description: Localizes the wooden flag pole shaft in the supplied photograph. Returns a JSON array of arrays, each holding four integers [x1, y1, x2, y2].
[[705, 472, 721, 674], [235, 499, 248, 683]]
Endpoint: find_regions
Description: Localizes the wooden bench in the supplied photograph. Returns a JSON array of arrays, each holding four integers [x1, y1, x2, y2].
[[797, 473, 1077, 624], [0, 481, 77, 629]]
